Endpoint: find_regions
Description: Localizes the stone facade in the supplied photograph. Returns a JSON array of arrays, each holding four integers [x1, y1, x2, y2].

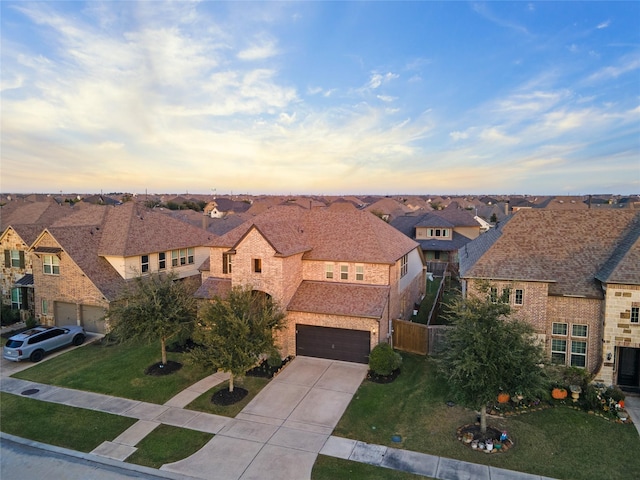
[[1, 228, 35, 321]]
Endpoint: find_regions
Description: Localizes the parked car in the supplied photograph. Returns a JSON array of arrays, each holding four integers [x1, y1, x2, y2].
[[3, 325, 86, 362]]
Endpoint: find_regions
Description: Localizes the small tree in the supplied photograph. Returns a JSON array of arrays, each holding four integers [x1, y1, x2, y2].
[[438, 287, 546, 434], [191, 285, 285, 392], [109, 272, 197, 366]]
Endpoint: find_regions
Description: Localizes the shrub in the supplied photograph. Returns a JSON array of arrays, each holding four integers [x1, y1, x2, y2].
[[369, 343, 402, 376], [25, 315, 37, 329], [1, 305, 20, 326]]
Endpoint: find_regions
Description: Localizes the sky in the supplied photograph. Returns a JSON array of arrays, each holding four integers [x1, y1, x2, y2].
[[1, 1, 639, 196]]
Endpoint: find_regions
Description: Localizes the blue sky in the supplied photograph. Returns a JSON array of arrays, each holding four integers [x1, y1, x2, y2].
[[1, 1, 638, 195]]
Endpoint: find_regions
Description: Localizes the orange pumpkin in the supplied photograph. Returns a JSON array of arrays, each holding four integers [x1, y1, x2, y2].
[[497, 393, 510, 404], [552, 388, 568, 400]]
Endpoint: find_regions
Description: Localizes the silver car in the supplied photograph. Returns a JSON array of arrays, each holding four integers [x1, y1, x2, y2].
[[3, 325, 86, 362]]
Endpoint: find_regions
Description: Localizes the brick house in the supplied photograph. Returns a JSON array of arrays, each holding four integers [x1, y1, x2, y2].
[[27, 202, 214, 333], [459, 209, 640, 388], [196, 203, 425, 363]]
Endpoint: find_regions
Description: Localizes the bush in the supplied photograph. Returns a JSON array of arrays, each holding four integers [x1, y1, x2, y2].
[[369, 343, 402, 376], [1, 305, 21, 326]]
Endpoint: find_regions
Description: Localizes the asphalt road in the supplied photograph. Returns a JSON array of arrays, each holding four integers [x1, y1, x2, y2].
[[0, 436, 182, 480]]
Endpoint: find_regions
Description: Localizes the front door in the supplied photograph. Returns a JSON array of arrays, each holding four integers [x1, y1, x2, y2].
[[617, 347, 640, 392]]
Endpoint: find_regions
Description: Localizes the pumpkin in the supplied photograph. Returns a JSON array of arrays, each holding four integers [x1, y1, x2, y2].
[[497, 392, 511, 403], [552, 388, 568, 400]]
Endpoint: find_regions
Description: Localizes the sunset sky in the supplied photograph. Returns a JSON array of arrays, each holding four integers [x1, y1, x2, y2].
[[1, 1, 639, 195]]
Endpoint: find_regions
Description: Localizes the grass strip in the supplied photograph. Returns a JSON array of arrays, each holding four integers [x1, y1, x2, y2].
[[0, 391, 136, 452], [186, 376, 270, 417], [12, 341, 210, 404], [312, 455, 431, 480], [127, 424, 213, 469]]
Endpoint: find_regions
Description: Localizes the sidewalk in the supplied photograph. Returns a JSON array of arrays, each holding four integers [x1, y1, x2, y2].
[[1, 359, 557, 480]]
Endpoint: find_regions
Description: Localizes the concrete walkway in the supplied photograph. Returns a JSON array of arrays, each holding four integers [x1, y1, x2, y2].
[[1, 355, 561, 480]]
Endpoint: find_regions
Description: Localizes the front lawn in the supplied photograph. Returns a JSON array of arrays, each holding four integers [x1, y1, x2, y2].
[[0, 392, 136, 452], [333, 353, 640, 480], [11, 341, 210, 404], [312, 455, 431, 480], [186, 376, 271, 417]]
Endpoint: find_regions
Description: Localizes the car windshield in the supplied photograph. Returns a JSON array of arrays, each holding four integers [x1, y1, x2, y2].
[[6, 339, 24, 348]]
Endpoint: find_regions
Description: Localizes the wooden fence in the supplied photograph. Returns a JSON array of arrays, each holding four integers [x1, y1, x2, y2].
[[427, 325, 451, 355], [392, 319, 428, 355]]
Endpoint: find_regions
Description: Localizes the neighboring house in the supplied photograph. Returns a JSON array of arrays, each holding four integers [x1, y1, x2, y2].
[[364, 197, 412, 222], [196, 203, 425, 363], [459, 209, 640, 389], [0, 225, 43, 321], [391, 205, 482, 267], [27, 202, 215, 333], [204, 197, 252, 218]]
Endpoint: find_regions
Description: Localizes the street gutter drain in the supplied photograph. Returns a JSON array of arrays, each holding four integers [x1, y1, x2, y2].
[[21, 389, 40, 396]]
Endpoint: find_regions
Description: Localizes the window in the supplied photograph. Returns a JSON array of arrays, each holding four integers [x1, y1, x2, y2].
[[171, 248, 195, 267], [253, 258, 262, 273], [427, 228, 449, 238], [501, 288, 511, 303], [490, 287, 498, 303], [570, 341, 587, 368], [42, 299, 49, 316], [514, 289, 524, 305], [551, 339, 567, 364], [223, 253, 233, 274], [141, 255, 149, 273], [552, 322, 568, 336], [400, 254, 408, 277], [631, 306, 639, 324], [356, 265, 364, 281], [43, 255, 60, 275], [11, 288, 22, 310], [340, 265, 348, 280], [158, 252, 166, 270], [572, 324, 588, 338], [10, 250, 21, 267], [325, 264, 333, 279]]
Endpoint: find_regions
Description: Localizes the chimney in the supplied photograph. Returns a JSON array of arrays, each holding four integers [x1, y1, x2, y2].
[[504, 202, 509, 216]]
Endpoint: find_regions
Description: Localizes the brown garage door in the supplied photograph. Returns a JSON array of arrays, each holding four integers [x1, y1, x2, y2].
[[296, 324, 370, 364]]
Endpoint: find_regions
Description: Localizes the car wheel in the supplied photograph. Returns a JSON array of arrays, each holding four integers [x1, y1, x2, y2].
[[72, 334, 85, 346], [30, 350, 45, 362]]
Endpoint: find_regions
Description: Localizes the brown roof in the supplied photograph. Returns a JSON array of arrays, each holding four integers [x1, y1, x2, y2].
[[98, 203, 215, 256], [287, 280, 389, 318], [461, 209, 640, 297], [194, 277, 232, 299], [210, 204, 419, 264]]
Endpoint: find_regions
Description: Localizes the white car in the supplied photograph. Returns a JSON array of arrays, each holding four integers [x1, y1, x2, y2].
[[3, 325, 86, 362]]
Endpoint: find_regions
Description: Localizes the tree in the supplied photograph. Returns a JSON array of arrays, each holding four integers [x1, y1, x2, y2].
[[438, 286, 547, 434], [109, 272, 197, 366], [190, 285, 285, 392]]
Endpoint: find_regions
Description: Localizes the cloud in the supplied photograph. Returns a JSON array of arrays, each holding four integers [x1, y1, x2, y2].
[[237, 37, 279, 60], [449, 131, 469, 141], [596, 20, 611, 29], [367, 72, 399, 89], [588, 54, 640, 81], [377, 95, 396, 103]]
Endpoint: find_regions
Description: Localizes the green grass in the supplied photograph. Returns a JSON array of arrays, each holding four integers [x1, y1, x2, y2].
[[12, 341, 210, 404], [127, 424, 213, 468], [312, 455, 431, 480], [334, 353, 640, 480], [186, 376, 271, 417], [0, 392, 136, 452]]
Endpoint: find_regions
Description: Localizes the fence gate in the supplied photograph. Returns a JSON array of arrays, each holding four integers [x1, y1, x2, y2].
[[392, 319, 428, 355], [427, 325, 451, 355]]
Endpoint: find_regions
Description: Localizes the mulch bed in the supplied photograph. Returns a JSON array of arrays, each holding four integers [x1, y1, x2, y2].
[[246, 356, 292, 379], [211, 387, 248, 406], [367, 368, 401, 384], [457, 424, 514, 453], [144, 361, 183, 376]]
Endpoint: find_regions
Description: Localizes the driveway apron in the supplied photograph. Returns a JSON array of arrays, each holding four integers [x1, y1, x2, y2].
[[161, 356, 368, 480]]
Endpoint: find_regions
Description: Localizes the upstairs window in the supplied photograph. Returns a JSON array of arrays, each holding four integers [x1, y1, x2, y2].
[[427, 228, 449, 238], [400, 254, 408, 277], [325, 264, 333, 279], [490, 287, 498, 303], [158, 252, 166, 270], [552, 322, 568, 336], [171, 248, 195, 267], [514, 289, 524, 305], [572, 324, 588, 338], [501, 288, 511, 303], [253, 258, 262, 273], [631, 306, 639, 324], [141, 255, 149, 273], [43, 255, 60, 275], [340, 265, 348, 280], [8, 250, 23, 268], [223, 253, 233, 274], [356, 265, 364, 281]]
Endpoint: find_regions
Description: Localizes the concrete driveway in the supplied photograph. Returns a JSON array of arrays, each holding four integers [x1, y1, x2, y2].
[[161, 356, 368, 480]]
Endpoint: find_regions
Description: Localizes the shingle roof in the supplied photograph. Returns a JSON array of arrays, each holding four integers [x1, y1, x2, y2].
[[287, 280, 390, 318], [211, 204, 419, 264], [460, 210, 640, 297], [98, 203, 215, 256], [595, 216, 640, 285], [194, 277, 232, 299]]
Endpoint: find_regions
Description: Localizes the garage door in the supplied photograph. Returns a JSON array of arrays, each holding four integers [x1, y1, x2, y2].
[[55, 302, 76, 326], [296, 324, 370, 364], [55, 302, 106, 333]]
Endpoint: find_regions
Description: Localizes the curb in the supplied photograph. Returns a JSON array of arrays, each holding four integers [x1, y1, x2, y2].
[[0, 432, 200, 480]]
